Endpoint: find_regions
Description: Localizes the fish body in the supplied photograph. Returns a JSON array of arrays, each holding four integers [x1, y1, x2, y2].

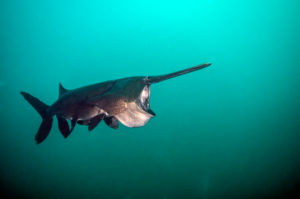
[[21, 63, 211, 143]]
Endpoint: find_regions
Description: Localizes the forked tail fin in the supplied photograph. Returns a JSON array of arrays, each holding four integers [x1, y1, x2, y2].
[[20, 91, 53, 144], [147, 63, 211, 84]]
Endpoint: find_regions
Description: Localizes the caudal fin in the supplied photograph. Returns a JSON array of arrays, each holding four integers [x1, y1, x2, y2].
[[20, 91, 53, 144], [147, 63, 211, 84]]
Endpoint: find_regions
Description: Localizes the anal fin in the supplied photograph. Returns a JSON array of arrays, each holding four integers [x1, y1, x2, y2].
[[57, 116, 70, 138]]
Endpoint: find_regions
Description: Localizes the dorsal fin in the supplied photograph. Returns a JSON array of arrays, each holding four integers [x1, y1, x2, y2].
[[59, 83, 68, 96]]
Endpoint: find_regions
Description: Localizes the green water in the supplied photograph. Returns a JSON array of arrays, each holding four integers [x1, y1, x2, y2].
[[1, 0, 300, 198]]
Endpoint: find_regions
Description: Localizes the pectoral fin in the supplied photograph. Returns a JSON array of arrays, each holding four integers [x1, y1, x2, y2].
[[104, 116, 119, 129]]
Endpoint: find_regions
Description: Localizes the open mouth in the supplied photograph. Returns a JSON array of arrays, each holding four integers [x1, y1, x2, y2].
[[137, 84, 155, 116]]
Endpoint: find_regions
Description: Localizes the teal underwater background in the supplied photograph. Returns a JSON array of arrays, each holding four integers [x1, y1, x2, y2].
[[1, 0, 300, 198]]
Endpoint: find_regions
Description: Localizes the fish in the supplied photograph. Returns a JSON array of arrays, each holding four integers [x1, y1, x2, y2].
[[20, 63, 211, 144]]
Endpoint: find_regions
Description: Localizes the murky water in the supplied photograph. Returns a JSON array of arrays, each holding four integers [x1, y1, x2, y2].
[[1, 0, 300, 198]]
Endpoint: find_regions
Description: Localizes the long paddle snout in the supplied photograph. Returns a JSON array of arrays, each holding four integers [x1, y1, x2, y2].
[[147, 63, 211, 84]]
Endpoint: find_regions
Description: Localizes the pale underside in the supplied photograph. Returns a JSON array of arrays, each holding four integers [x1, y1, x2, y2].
[[115, 84, 154, 127], [115, 101, 153, 127], [75, 84, 154, 128]]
